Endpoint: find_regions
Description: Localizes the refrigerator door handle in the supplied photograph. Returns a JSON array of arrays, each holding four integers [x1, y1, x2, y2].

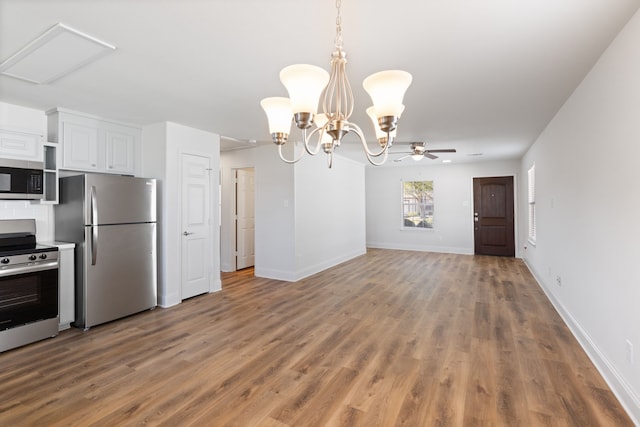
[[90, 185, 99, 265], [91, 225, 98, 265], [90, 185, 98, 225]]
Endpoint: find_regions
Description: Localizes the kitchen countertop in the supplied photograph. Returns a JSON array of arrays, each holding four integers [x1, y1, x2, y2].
[[41, 241, 76, 250]]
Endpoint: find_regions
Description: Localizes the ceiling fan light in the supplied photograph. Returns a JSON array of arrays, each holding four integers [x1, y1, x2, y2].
[[279, 64, 329, 115], [411, 153, 423, 161], [363, 70, 412, 117], [260, 97, 293, 136]]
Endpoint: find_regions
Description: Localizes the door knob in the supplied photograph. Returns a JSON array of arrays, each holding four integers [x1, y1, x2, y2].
[[183, 231, 194, 236]]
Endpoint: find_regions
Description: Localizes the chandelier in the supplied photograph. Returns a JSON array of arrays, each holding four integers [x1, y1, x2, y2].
[[260, 0, 412, 168]]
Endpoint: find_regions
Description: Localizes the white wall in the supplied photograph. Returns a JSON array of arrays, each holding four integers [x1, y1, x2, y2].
[[142, 121, 221, 307], [220, 145, 296, 279], [0, 102, 54, 241], [520, 9, 640, 422], [220, 147, 366, 281], [294, 154, 366, 280], [366, 160, 520, 255]]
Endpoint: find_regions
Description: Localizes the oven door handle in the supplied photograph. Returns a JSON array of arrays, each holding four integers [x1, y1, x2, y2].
[[0, 261, 59, 278]]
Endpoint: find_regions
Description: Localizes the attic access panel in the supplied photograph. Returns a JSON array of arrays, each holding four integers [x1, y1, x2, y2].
[[0, 23, 116, 84]]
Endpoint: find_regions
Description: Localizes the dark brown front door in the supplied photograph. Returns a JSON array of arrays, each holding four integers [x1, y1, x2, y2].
[[473, 176, 515, 257]]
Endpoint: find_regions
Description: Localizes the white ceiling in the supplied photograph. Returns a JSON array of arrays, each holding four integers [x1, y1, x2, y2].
[[1, 0, 639, 165]]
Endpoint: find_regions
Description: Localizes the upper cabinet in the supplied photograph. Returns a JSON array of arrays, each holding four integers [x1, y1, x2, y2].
[[47, 108, 140, 176], [0, 129, 42, 162]]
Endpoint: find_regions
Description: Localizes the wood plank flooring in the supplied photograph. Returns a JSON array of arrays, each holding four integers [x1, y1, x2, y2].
[[0, 249, 633, 426]]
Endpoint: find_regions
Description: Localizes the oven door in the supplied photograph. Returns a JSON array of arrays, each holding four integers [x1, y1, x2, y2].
[[0, 261, 59, 330]]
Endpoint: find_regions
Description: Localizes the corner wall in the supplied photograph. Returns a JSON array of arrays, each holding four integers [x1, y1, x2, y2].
[[519, 9, 640, 422], [142, 121, 221, 307], [220, 145, 296, 279], [220, 147, 366, 281], [294, 153, 366, 280]]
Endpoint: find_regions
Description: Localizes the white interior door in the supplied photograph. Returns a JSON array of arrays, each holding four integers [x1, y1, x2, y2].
[[181, 153, 212, 299], [236, 168, 255, 269]]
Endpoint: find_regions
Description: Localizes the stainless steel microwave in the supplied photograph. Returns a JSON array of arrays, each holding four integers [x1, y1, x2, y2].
[[0, 158, 44, 200]]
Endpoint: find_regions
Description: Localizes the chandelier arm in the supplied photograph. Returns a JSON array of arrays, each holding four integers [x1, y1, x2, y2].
[[302, 126, 325, 156], [341, 61, 354, 120], [277, 142, 305, 164], [364, 144, 389, 166], [350, 122, 389, 158], [324, 64, 339, 121]]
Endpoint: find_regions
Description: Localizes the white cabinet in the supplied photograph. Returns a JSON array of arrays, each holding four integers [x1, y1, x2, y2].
[[0, 129, 42, 161], [42, 142, 60, 204], [42, 241, 75, 330], [62, 121, 99, 171], [47, 108, 139, 176], [105, 126, 135, 173]]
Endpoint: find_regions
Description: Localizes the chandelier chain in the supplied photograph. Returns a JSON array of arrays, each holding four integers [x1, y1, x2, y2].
[[334, 0, 343, 50]]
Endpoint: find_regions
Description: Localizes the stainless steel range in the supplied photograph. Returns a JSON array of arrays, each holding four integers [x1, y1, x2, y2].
[[0, 219, 59, 352]]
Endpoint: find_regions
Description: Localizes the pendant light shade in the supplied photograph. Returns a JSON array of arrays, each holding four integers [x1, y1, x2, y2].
[[260, 97, 293, 136], [363, 70, 413, 118], [279, 64, 330, 115], [367, 106, 402, 140]]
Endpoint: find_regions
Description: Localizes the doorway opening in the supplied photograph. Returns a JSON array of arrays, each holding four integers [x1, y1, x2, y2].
[[235, 168, 255, 270]]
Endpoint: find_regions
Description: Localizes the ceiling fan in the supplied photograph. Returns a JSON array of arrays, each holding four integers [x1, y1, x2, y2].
[[392, 142, 456, 162]]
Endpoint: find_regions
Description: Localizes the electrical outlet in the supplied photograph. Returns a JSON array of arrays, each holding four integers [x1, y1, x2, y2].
[[556, 276, 562, 287], [626, 340, 634, 364]]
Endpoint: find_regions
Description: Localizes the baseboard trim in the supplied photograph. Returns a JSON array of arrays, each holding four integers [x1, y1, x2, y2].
[[523, 259, 640, 425], [366, 242, 473, 255]]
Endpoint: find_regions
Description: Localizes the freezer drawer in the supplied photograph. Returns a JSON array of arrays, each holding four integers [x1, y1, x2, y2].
[[77, 222, 157, 328]]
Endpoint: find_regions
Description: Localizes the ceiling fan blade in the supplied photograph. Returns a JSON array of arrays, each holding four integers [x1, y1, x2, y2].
[[424, 153, 438, 160], [425, 148, 457, 153], [393, 154, 411, 162]]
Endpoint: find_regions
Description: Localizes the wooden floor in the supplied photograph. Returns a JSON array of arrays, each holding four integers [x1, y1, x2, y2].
[[0, 249, 632, 426]]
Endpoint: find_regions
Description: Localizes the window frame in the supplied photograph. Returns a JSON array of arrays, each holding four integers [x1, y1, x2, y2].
[[528, 164, 536, 245], [400, 180, 435, 231]]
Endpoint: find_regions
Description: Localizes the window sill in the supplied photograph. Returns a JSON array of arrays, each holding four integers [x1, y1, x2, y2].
[[401, 227, 435, 232]]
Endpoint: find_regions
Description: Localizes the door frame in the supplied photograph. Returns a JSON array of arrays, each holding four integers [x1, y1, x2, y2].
[[235, 167, 255, 270], [470, 174, 519, 257], [228, 167, 255, 272]]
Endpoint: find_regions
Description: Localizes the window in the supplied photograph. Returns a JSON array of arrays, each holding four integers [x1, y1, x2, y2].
[[528, 165, 536, 244], [402, 180, 434, 229]]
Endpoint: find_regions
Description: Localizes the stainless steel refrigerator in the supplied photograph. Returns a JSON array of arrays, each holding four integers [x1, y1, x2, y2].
[[55, 173, 157, 329]]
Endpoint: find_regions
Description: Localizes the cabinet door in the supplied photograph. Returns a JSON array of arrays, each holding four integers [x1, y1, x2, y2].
[[62, 122, 99, 170], [105, 129, 135, 174], [0, 130, 41, 161]]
